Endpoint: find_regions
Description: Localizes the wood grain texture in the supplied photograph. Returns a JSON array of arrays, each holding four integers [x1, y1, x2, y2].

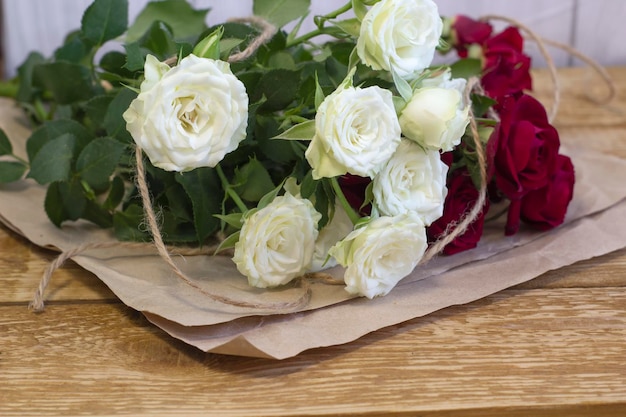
[[1, 288, 625, 416]]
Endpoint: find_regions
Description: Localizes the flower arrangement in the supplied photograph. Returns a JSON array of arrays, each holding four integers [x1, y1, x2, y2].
[[0, 0, 574, 302]]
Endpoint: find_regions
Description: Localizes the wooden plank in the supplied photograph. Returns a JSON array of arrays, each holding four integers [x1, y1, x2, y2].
[[0, 225, 117, 304], [531, 67, 626, 130], [2, 287, 625, 416]]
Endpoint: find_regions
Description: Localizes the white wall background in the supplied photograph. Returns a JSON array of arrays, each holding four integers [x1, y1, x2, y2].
[[2, 0, 626, 77]]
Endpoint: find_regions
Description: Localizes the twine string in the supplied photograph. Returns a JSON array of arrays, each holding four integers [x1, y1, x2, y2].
[[537, 37, 616, 105], [132, 147, 311, 311], [227, 17, 278, 63], [420, 77, 488, 265]]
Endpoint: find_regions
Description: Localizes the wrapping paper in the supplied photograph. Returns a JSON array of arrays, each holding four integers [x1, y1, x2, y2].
[[2, 98, 625, 358]]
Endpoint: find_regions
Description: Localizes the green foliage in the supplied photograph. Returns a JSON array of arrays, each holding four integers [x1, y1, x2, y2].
[[27, 134, 77, 184], [253, 0, 311, 28], [126, 0, 208, 43], [75, 137, 126, 188], [1, 0, 497, 247], [450, 58, 483, 80], [0, 162, 27, 183], [175, 168, 221, 244], [32, 62, 94, 105], [0, 128, 12, 156], [81, 0, 129, 46]]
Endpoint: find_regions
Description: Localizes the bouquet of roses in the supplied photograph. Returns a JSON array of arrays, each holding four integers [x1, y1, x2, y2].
[[0, 0, 574, 303]]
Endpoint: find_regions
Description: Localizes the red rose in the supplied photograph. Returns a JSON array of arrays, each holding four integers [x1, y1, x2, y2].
[[482, 27, 532, 100], [339, 174, 371, 216], [521, 154, 575, 230], [492, 94, 561, 235], [493, 94, 560, 199], [451, 15, 493, 57], [427, 169, 489, 255]]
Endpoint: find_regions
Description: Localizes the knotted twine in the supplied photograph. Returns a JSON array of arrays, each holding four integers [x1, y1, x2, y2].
[[29, 15, 616, 313]]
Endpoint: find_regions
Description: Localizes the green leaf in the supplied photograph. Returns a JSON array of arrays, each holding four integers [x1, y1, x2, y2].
[[76, 137, 126, 188], [54, 31, 90, 63], [273, 120, 316, 141], [253, 0, 311, 28], [82, 200, 114, 228], [314, 72, 325, 110], [214, 231, 240, 254], [0, 161, 27, 183], [332, 18, 362, 37], [103, 176, 125, 210], [44, 180, 87, 227], [141, 21, 177, 58], [392, 69, 413, 102], [256, 180, 285, 210], [126, 0, 209, 43], [103, 87, 137, 141], [84, 95, 114, 132], [26, 119, 93, 162], [32, 62, 93, 105], [44, 182, 67, 227], [352, 0, 369, 21], [15, 52, 45, 103], [113, 204, 150, 241], [299, 170, 317, 199], [81, 0, 129, 45], [252, 69, 301, 112], [0, 128, 12, 156], [123, 42, 147, 72], [449, 58, 483, 80], [232, 159, 275, 202], [471, 94, 498, 118], [175, 168, 221, 244], [27, 134, 76, 185], [214, 213, 244, 230]]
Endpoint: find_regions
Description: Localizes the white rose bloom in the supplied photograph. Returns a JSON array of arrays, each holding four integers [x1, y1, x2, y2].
[[305, 85, 401, 179], [357, 0, 443, 79], [372, 139, 448, 225], [123, 54, 248, 172], [233, 193, 321, 288], [330, 212, 428, 298], [399, 81, 470, 152], [309, 203, 354, 273]]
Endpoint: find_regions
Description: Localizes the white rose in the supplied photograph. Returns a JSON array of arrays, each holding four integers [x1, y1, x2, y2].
[[329, 212, 427, 298], [305, 85, 401, 179], [399, 81, 470, 152], [233, 193, 321, 288], [372, 139, 448, 225], [309, 203, 354, 272], [357, 0, 443, 79], [123, 54, 248, 172]]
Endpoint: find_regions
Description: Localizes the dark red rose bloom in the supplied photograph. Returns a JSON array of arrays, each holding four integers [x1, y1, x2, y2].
[[492, 94, 561, 235], [427, 169, 489, 255], [339, 174, 371, 216], [482, 27, 532, 100], [521, 154, 575, 230], [493, 94, 560, 200], [451, 15, 493, 57]]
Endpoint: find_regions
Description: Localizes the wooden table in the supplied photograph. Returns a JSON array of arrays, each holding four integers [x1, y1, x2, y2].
[[2, 67, 626, 416]]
